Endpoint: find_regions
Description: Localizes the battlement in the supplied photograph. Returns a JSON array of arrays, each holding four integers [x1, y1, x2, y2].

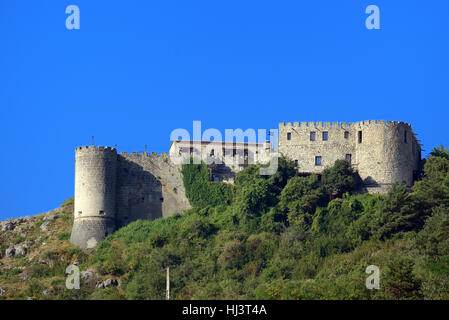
[[75, 145, 117, 153], [279, 120, 412, 128], [118, 150, 170, 161]]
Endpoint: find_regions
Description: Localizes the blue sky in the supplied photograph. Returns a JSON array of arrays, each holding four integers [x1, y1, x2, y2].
[[0, 0, 448, 219]]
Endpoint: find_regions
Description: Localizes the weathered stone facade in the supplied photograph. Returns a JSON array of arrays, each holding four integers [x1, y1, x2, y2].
[[71, 120, 421, 248], [70, 146, 190, 249], [278, 120, 421, 193], [169, 140, 272, 182]]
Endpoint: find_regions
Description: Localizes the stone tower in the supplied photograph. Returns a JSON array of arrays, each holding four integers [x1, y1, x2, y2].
[[278, 120, 421, 193], [70, 146, 118, 249]]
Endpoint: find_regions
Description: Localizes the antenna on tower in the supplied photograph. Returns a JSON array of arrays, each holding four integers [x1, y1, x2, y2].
[[91, 136, 94, 146], [145, 144, 148, 152]]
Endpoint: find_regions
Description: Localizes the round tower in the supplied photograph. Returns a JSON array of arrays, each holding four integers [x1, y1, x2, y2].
[[70, 145, 117, 249], [355, 121, 418, 193]]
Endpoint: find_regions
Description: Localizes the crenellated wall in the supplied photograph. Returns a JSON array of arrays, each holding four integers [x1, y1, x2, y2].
[[70, 146, 190, 249], [279, 120, 421, 193]]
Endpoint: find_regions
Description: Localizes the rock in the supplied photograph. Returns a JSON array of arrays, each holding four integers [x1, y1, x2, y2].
[[5, 248, 15, 258], [0, 287, 5, 295], [40, 221, 50, 232], [42, 289, 50, 299], [81, 269, 94, 280], [14, 245, 28, 257], [1, 222, 15, 232], [96, 278, 119, 288], [43, 214, 59, 222]]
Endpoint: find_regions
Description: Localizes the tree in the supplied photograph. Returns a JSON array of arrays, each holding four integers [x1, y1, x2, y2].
[[430, 144, 449, 160], [383, 256, 422, 300], [321, 160, 360, 198]]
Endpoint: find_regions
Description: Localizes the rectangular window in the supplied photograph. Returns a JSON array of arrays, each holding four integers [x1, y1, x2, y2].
[[310, 132, 316, 141], [287, 132, 291, 140], [358, 131, 362, 143], [344, 131, 349, 139], [322, 131, 328, 141], [315, 156, 322, 166], [404, 131, 408, 143], [99, 210, 104, 215], [346, 154, 352, 164], [295, 160, 298, 167], [210, 149, 214, 156]]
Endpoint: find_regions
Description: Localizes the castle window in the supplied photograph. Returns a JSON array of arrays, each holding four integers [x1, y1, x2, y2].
[[295, 160, 298, 167], [346, 154, 352, 164], [344, 131, 349, 139], [210, 149, 215, 156], [315, 156, 322, 166], [310, 132, 316, 141], [404, 131, 408, 144], [287, 132, 291, 140], [99, 210, 105, 215], [322, 132, 328, 141], [358, 131, 362, 143], [160, 197, 164, 202]]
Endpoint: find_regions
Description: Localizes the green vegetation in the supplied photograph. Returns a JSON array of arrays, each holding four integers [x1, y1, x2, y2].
[[85, 145, 449, 299], [2, 146, 449, 300]]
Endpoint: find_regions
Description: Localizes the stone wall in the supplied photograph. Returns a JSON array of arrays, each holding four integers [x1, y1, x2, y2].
[[70, 147, 190, 249], [115, 152, 190, 227], [279, 120, 421, 192]]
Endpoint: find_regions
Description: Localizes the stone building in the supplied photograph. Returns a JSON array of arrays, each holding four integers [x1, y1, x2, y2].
[[70, 146, 190, 249], [70, 120, 422, 249], [278, 120, 421, 193], [169, 140, 272, 182]]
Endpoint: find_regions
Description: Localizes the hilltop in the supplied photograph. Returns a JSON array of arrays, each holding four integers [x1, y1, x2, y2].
[[1, 146, 449, 299]]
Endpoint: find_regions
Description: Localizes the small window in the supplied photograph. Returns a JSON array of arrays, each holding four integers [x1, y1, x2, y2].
[[78, 211, 82, 216], [287, 132, 291, 140], [404, 131, 407, 144], [322, 132, 328, 141], [310, 132, 316, 141], [99, 210, 104, 215], [210, 149, 215, 156], [344, 131, 349, 139], [346, 154, 352, 164], [295, 160, 298, 167], [160, 197, 164, 202], [315, 156, 322, 166], [358, 131, 362, 144]]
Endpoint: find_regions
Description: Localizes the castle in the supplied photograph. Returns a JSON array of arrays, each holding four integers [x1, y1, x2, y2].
[[70, 120, 421, 249]]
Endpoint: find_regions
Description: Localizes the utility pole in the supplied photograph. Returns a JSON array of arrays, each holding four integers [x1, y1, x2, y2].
[[166, 266, 170, 300]]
